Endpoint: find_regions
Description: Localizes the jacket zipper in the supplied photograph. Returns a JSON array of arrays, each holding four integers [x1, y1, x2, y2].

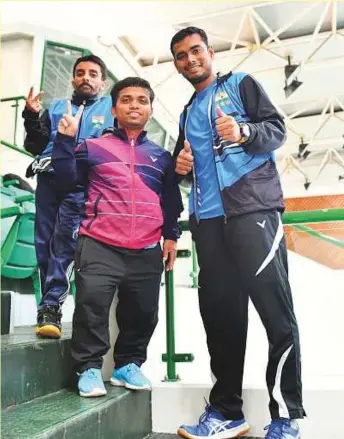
[[129, 137, 136, 246], [86, 193, 101, 229], [184, 106, 200, 224], [208, 86, 227, 224], [75, 99, 86, 145]]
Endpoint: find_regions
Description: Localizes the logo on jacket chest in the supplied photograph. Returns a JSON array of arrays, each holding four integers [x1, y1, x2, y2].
[[215, 91, 231, 107], [92, 116, 105, 128]]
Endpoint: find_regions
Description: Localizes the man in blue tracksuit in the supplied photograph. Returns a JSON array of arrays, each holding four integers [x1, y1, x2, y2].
[[171, 27, 305, 439], [22, 54, 113, 338]]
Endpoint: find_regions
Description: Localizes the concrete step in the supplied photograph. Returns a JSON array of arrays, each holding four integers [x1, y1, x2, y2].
[[146, 434, 261, 439], [2, 385, 151, 439], [152, 382, 343, 439], [1, 325, 72, 408]]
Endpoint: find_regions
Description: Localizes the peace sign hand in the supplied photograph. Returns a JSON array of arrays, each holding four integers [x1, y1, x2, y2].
[[26, 87, 44, 113], [58, 101, 84, 138]]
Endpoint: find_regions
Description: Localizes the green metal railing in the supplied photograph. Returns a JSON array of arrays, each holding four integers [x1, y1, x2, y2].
[[283, 209, 344, 224], [0, 96, 26, 146], [1, 140, 33, 157], [163, 208, 344, 381]]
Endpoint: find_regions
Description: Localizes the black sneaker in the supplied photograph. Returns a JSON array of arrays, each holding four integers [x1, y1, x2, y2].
[[36, 305, 62, 338]]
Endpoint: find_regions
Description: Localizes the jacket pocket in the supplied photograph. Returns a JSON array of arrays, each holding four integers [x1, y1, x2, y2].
[[85, 193, 102, 230], [75, 235, 88, 271]]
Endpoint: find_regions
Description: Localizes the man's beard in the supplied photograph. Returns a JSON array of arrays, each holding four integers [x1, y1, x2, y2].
[[75, 84, 97, 98], [183, 70, 211, 85]]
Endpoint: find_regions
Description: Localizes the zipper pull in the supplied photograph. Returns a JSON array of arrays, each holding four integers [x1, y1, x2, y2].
[[224, 216, 227, 224], [82, 100, 86, 106], [130, 138, 135, 147]]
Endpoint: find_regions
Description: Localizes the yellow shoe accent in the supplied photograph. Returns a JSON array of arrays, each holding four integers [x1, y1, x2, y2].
[[36, 324, 61, 339]]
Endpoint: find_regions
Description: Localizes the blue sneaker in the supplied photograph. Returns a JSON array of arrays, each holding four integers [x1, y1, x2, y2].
[[78, 368, 107, 397], [110, 363, 151, 390], [177, 404, 250, 439], [264, 418, 300, 438]]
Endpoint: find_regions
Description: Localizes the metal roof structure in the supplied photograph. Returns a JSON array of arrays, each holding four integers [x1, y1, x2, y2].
[[2, 0, 344, 183]]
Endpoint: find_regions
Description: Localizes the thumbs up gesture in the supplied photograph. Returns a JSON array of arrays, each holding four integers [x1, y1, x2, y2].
[[176, 140, 194, 175], [215, 106, 241, 142], [58, 101, 84, 138]]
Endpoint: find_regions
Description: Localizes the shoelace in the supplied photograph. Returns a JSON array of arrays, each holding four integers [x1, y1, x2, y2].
[[85, 369, 99, 380], [39, 306, 62, 322], [264, 419, 290, 439], [198, 403, 213, 425]]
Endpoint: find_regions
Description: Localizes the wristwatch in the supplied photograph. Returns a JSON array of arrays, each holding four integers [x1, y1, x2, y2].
[[238, 123, 250, 144]]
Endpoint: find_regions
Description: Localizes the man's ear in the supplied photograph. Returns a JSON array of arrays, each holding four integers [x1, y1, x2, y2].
[[174, 59, 182, 74], [208, 46, 215, 60], [100, 80, 106, 91], [111, 106, 116, 118], [71, 79, 77, 90]]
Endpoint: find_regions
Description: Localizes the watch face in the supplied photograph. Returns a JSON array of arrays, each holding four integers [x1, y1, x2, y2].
[[242, 124, 250, 138]]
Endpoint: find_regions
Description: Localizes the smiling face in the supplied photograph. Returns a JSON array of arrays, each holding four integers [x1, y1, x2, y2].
[[173, 33, 215, 91], [72, 61, 105, 98], [111, 86, 152, 130]]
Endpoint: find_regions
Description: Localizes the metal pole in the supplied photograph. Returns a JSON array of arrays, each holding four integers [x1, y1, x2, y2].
[[283, 209, 344, 224], [292, 224, 344, 249], [191, 241, 198, 289], [12, 98, 19, 145], [164, 269, 178, 381]]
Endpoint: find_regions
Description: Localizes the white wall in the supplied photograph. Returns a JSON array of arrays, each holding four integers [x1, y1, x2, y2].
[[1, 37, 33, 147]]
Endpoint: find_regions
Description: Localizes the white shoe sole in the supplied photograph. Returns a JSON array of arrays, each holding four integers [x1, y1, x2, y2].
[[177, 421, 250, 439], [79, 388, 107, 397], [110, 377, 151, 390]]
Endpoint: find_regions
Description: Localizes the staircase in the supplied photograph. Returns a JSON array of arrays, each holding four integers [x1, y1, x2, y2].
[[1, 326, 262, 438], [1, 326, 151, 439]]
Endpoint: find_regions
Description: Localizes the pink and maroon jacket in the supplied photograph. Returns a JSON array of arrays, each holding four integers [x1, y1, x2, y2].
[[52, 128, 183, 249]]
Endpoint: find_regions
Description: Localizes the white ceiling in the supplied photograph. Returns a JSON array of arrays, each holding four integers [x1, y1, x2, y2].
[[2, 0, 344, 180]]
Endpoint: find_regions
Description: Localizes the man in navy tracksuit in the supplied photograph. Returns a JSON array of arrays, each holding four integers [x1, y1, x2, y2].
[[171, 27, 305, 439], [22, 55, 113, 338]]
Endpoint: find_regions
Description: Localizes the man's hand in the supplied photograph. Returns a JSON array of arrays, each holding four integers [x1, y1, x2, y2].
[[26, 87, 43, 113], [58, 101, 84, 138], [163, 239, 177, 271], [215, 106, 241, 142], [175, 140, 194, 175]]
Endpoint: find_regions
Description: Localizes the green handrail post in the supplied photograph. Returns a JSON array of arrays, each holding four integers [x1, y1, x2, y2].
[[0, 96, 26, 146], [164, 269, 178, 381], [191, 241, 198, 288], [162, 268, 194, 381], [13, 99, 19, 145]]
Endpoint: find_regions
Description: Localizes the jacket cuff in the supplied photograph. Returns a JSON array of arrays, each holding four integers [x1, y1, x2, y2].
[[55, 132, 76, 145], [241, 123, 257, 153], [22, 108, 40, 120]]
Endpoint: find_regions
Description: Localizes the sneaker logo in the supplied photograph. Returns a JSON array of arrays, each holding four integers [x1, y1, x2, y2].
[[150, 155, 158, 162], [257, 220, 266, 229]]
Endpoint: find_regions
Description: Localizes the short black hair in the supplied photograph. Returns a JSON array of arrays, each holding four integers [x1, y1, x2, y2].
[[170, 26, 209, 57], [110, 77, 155, 106], [73, 55, 107, 80]]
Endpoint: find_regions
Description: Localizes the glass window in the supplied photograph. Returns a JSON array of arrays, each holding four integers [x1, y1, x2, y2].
[[167, 136, 176, 153], [103, 72, 117, 97], [145, 118, 166, 147], [41, 42, 117, 110], [41, 43, 85, 109]]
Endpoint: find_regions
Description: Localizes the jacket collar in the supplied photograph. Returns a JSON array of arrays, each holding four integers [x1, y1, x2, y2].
[[102, 126, 148, 145], [71, 92, 100, 107]]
